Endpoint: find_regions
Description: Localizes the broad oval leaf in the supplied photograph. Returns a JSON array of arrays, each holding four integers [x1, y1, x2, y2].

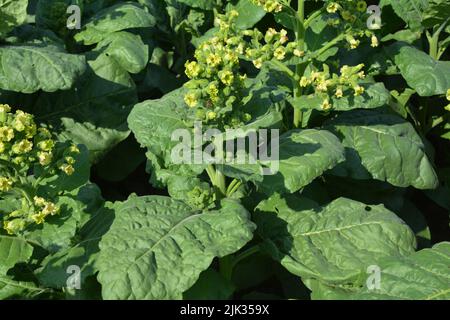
[[260, 129, 345, 194], [75, 2, 156, 45], [255, 195, 417, 284], [0, 0, 28, 37], [387, 43, 450, 97], [96, 196, 255, 299], [0, 236, 33, 274], [326, 110, 439, 190], [0, 45, 86, 93]]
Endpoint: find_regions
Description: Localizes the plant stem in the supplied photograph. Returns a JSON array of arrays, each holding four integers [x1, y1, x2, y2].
[[293, 0, 305, 128], [231, 245, 260, 268], [219, 255, 234, 281], [206, 164, 227, 197]]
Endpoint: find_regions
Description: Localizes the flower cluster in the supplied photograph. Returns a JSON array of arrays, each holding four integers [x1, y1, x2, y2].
[[183, 10, 300, 127], [325, 1, 379, 50], [250, 0, 283, 13], [299, 64, 367, 111], [0, 104, 80, 235]]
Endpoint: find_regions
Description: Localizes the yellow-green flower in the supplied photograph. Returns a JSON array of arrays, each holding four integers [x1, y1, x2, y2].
[[184, 92, 199, 108], [356, 1, 367, 12], [274, 47, 286, 60], [206, 53, 222, 67], [34, 196, 47, 207], [354, 85, 365, 96], [70, 145, 80, 154], [60, 164, 75, 176], [326, 2, 340, 13], [341, 11, 353, 21], [207, 111, 217, 120], [12, 111, 33, 132], [294, 49, 305, 57], [31, 212, 46, 225], [38, 151, 52, 166], [321, 99, 332, 111], [42, 202, 59, 216], [371, 35, 379, 48], [12, 139, 33, 154], [219, 70, 234, 86], [0, 177, 13, 192], [4, 219, 25, 235], [279, 29, 288, 44], [300, 76, 310, 87], [335, 88, 344, 98], [348, 37, 360, 49], [185, 61, 201, 79], [253, 58, 263, 69], [0, 126, 14, 142], [37, 139, 55, 152], [0, 104, 11, 113]]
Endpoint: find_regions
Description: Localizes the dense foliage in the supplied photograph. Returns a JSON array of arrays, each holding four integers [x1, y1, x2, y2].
[[0, 0, 449, 300]]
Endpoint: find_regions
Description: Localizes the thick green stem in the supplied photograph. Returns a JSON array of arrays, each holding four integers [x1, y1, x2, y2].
[[206, 164, 227, 197], [293, 0, 305, 128]]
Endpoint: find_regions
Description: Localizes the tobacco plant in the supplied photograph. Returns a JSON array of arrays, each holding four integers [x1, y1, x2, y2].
[[0, 0, 449, 300]]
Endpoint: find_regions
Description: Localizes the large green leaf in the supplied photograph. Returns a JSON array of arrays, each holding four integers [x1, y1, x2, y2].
[[310, 242, 450, 300], [260, 129, 345, 194], [34, 53, 135, 162], [96, 196, 255, 299], [255, 195, 417, 284], [0, 0, 28, 37], [387, 43, 450, 97], [0, 275, 40, 299], [0, 45, 86, 93], [177, 0, 215, 10], [326, 110, 438, 190], [0, 236, 33, 274], [232, 0, 266, 30], [75, 2, 156, 45]]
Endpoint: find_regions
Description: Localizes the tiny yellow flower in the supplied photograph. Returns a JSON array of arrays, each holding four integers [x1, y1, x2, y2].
[[34, 196, 47, 207], [184, 92, 199, 108], [326, 2, 340, 13], [354, 85, 365, 96], [321, 99, 332, 111], [341, 11, 353, 21], [335, 88, 344, 98], [3, 219, 25, 235], [207, 111, 217, 120], [300, 76, 310, 87], [229, 10, 239, 18], [445, 104, 450, 111], [0, 126, 14, 142], [356, 1, 368, 12], [185, 61, 201, 79], [0, 104, 11, 113], [279, 29, 288, 44], [316, 80, 329, 92], [70, 145, 80, 154], [253, 58, 263, 69], [38, 152, 52, 166], [37, 139, 55, 152], [206, 53, 222, 67], [60, 164, 75, 176], [358, 71, 366, 79], [294, 49, 305, 57], [349, 38, 360, 49], [65, 156, 75, 165], [31, 212, 47, 225], [42, 202, 59, 216], [274, 47, 286, 60], [12, 139, 33, 154], [219, 70, 234, 86], [0, 177, 13, 192], [371, 35, 379, 48]]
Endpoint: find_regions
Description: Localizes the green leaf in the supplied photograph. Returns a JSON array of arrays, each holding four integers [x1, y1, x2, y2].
[[96, 196, 255, 299], [311, 242, 450, 300], [183, 269, 235, 300], [75, 2, 156, 45], [384, 0, 429, 31], [387, 43, 450, 97], [0, 45, 86, 93], [0, 275, 39, 299], [232, 0, 266, 30], [255, 195, 417, 284], [35, 52, 135, 162], [260, 129, 345, 194], [178, 0, 215, 10], [326, 110, 439, 190], [0, 236, 33, 274], [95, 32, 149, 74], [0, 0, 28, 37]]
